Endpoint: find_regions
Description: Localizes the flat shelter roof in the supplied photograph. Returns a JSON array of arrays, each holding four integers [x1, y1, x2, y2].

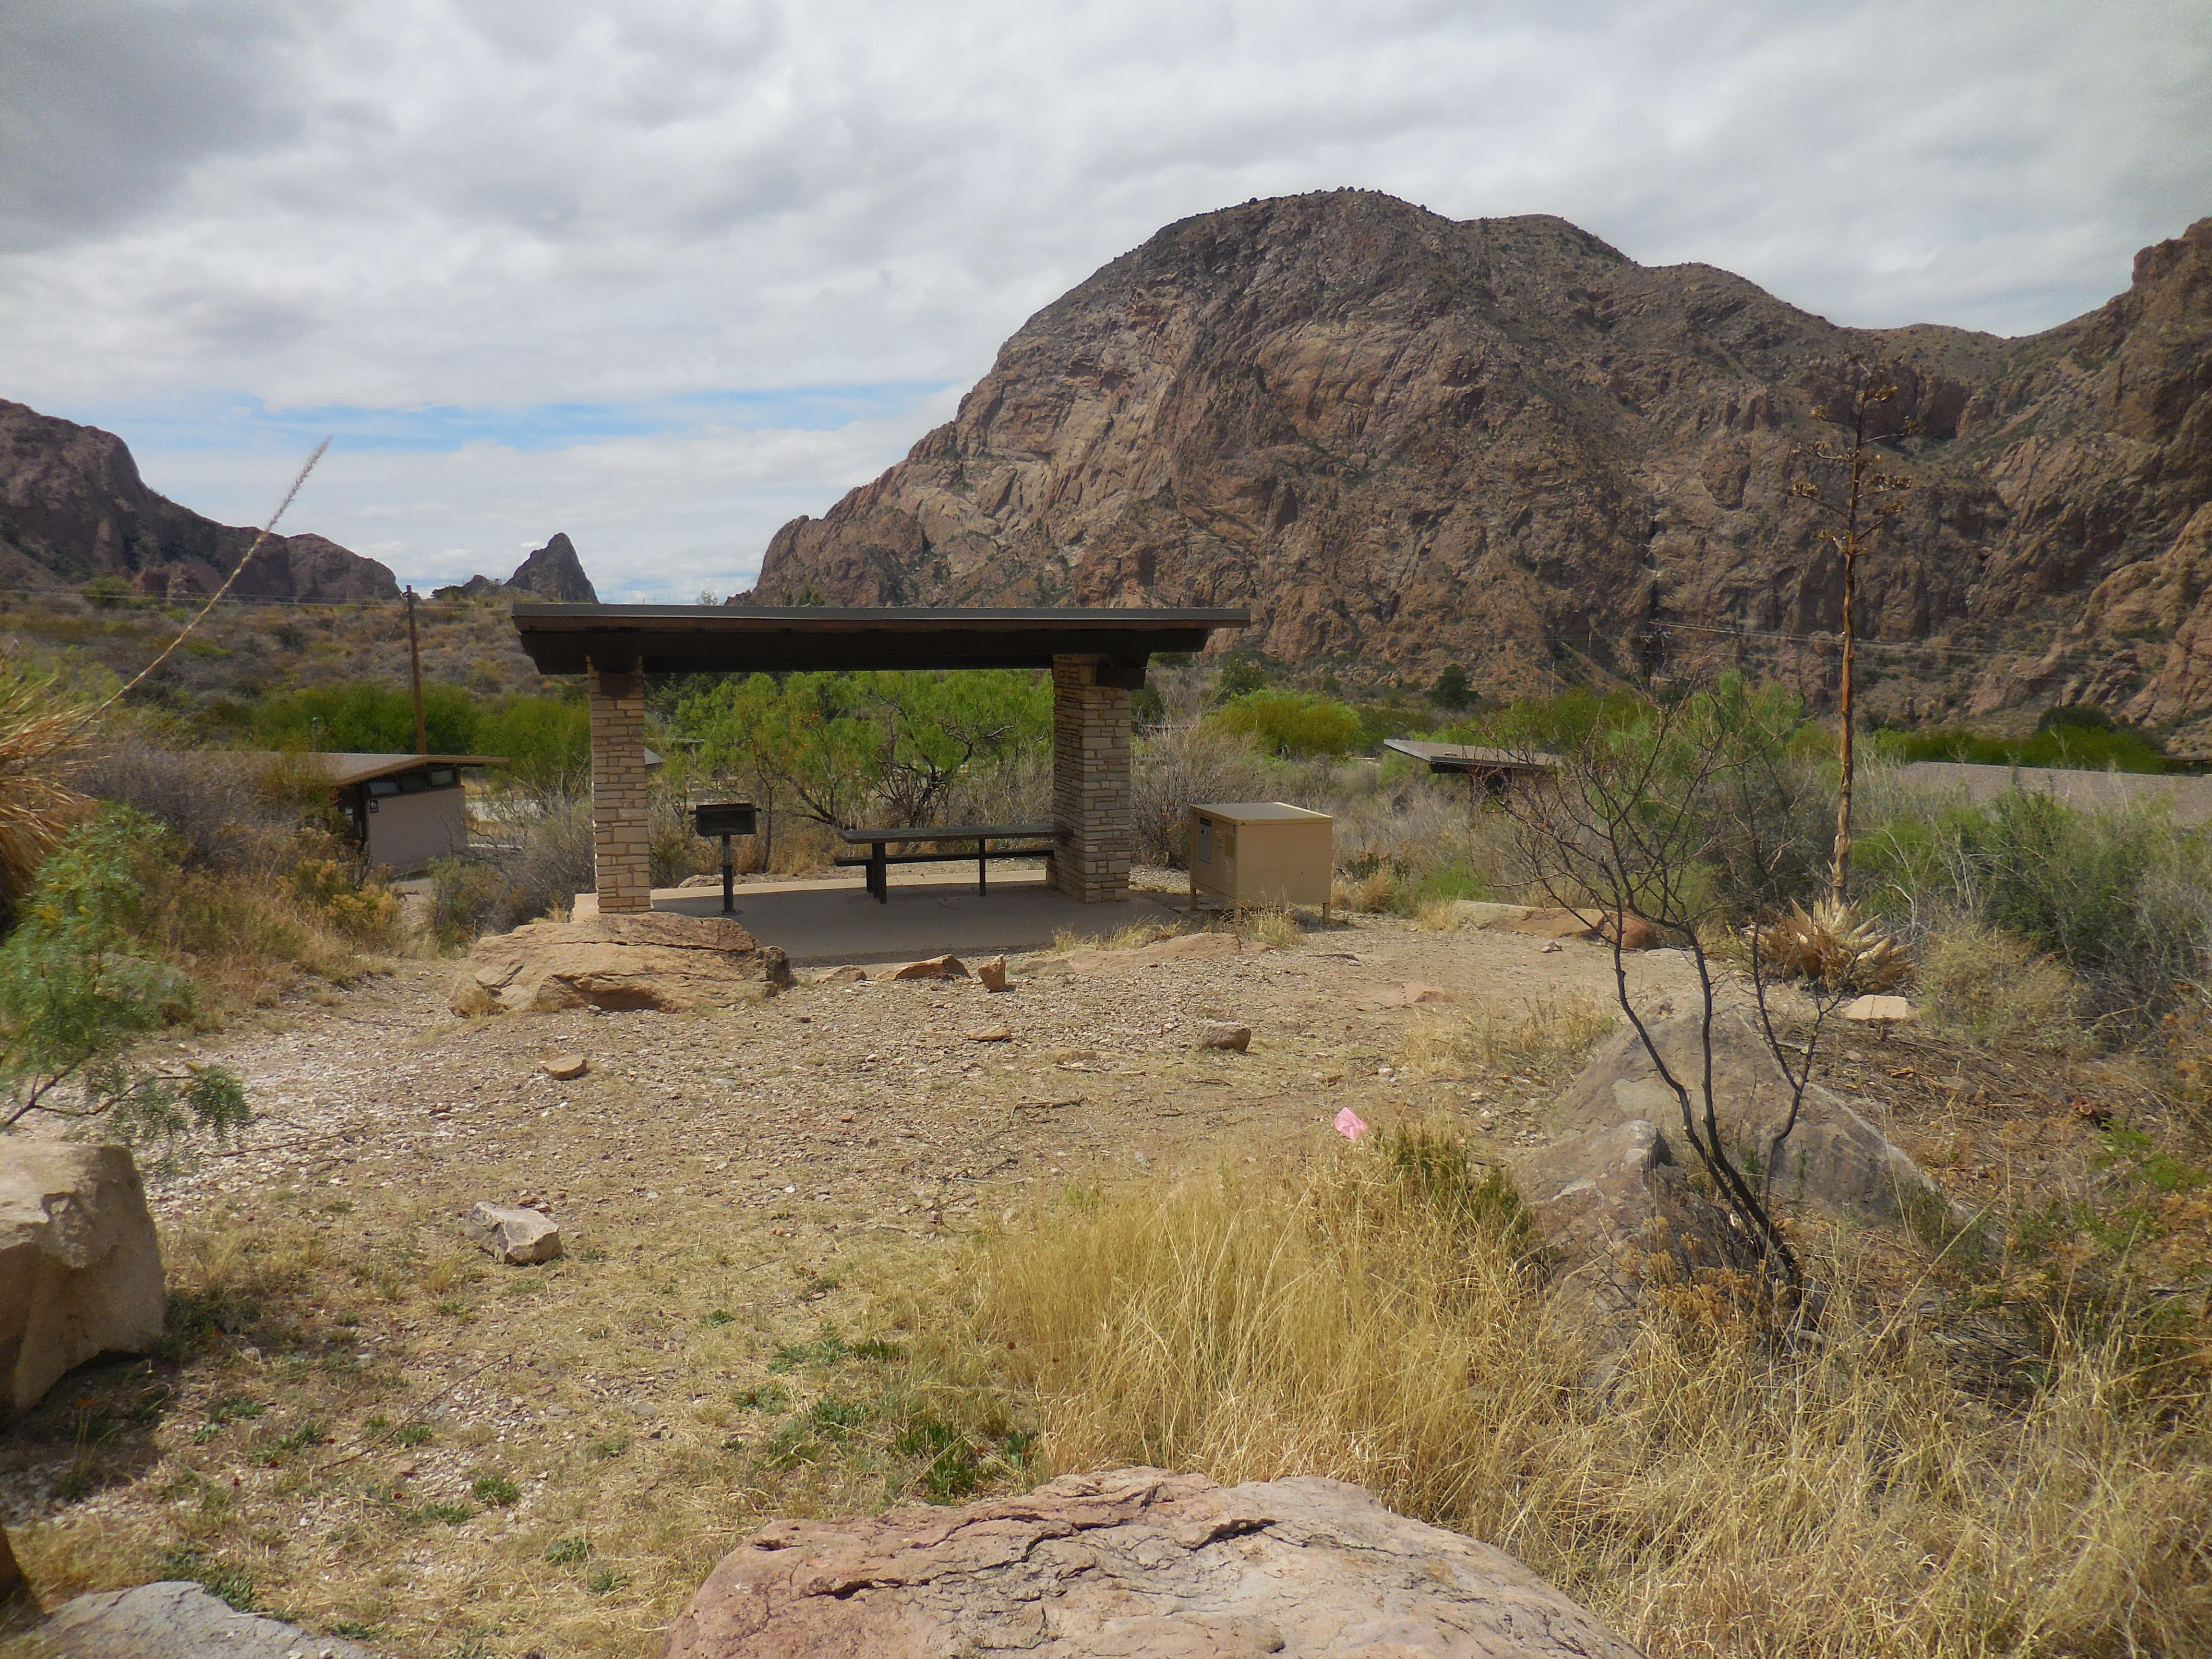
[[258, 752, 510, 787], [1383, 738, 1559, 773], [510, 603, 1249, 678]]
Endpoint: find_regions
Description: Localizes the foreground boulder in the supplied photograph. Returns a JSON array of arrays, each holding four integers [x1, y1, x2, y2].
[[664, 1466, 1643, 1658], [1, 1143, 165, 1420], [452, 913, 792, 1015], [1517, 1119, 1746, 1352], [1551, 1011, 1952, 1232], [32, 1580, 371, 1658]]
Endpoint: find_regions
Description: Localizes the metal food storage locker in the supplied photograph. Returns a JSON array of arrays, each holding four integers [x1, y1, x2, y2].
[[1188, 802, 1333, 915]]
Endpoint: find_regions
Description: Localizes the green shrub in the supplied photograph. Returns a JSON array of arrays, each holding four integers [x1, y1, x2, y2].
[[249, 682, 478, 754], [1213, 691, 1363, 757], [1874, 712, 2168, 773], [1860, 791, 2209, 1020], [0, 809, 248, 1144]]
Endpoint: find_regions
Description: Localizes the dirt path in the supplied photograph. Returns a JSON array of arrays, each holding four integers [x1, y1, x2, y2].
[[2, 910, 1701, 1657]]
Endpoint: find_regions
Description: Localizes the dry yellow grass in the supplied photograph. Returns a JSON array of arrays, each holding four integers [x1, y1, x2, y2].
[[935, 1133, 2212, 1659], [0, 668, 92, 904], [1399, 990, 1616, 1079]]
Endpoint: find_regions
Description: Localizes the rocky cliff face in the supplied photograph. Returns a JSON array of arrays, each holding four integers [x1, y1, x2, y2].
[[0, 400, 398, 603], [746, 192, 2212, 743]]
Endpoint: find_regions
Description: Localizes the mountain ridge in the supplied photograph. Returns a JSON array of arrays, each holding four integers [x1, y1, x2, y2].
[[0, 399, 397, 604], [743, 192, 2212, 744]]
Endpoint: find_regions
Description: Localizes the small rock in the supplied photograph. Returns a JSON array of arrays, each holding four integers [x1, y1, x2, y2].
[[541, 1054, 589, 1081], [464, 1202, 563, 1265], [1598, 911, 1660, 950], [965, 1025, 1013, 1043], [1842, 994, 1915, 1026], [819, 965, 868, 985], [1197, 1022, 1252, 1052], [885, 954, 968, 981], [977, 955, 1010, 992]]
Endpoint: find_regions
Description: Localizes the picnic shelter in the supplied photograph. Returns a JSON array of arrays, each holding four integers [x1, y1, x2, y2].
[[509, 603, 1249, 915]]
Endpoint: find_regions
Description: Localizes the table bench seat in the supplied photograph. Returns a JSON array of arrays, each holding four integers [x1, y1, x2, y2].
[[835, 824, 1057, 902]]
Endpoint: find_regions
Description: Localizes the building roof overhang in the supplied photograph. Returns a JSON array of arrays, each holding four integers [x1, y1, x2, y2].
[[271, 753, 509, 788], [510, 603, 1249, 684]]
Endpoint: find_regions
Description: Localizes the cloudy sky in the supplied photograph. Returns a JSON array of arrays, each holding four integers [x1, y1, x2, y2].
[[3, 0, 2207, 599]]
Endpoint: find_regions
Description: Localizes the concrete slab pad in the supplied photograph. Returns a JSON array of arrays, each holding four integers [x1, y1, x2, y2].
[[585, 875, 1183, 966]]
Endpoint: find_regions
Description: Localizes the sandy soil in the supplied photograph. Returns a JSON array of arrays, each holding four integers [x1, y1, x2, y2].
[[0, 909, 1706, 1653]]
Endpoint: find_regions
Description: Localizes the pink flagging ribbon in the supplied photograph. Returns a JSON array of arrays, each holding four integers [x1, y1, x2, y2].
[[1333, 1106, 1370, 1142]]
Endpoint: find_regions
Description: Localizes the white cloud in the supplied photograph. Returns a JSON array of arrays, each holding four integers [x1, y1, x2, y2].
[[2, 0, 2207, 582]]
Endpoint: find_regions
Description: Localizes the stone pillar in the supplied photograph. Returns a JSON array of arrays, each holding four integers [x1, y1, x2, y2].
[[1051, 656, 1132, 902], [588, 659, 652, 914]]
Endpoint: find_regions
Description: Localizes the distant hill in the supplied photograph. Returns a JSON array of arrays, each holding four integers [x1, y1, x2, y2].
[[434, 532, 599, 603], [745, 193, 2212, 745], [0, 399, 397, 602]]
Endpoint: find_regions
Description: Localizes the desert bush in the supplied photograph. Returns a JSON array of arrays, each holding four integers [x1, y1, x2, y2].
[[0, 809, 248, 1144], [1131, 722, 1274, 867], [942, 746, 1051, 828], [426, 789, 602, 945], [1211, 689, 1363, 757], [1916, 918, 2090, 1054], [935, 1137, 2212, 1659], [248, 681, 478, 754], [1859, 789, 2211, 1021], [1752, 896, 1908, 991]]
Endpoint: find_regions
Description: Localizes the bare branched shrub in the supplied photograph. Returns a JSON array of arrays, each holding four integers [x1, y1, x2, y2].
[[1132, 722, 1272, 867], [1497, 675, 1844, 1295]]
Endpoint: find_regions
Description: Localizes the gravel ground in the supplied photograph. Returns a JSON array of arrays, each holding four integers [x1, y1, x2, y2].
[[1, 905, 1703, 1656]]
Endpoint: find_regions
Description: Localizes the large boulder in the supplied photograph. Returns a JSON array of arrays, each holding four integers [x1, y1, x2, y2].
[[664, 1466, 1644, 1658], [31, 1580, 372, 1658], [1552, 1011, 1950, 1231], [451, 913, 792, 1015], [1, 1142, 165, 1420]]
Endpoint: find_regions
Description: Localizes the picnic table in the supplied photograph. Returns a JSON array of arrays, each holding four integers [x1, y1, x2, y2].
[[835, 823, 1057, 903]]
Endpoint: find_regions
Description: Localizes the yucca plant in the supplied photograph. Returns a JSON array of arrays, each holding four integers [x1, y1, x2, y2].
[[1753, 896, 1908, 992]]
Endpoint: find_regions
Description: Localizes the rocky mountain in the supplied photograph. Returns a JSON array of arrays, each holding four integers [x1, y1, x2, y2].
[[745, 192, 2212, 744], [0, 399, 397, 603], [505, 533, 598, 601], [435, 532, 599, 603]]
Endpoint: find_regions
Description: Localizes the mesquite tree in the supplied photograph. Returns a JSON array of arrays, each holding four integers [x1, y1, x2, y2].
[[0, 810, 247, 1148], [1792, 359, 1913, 905]]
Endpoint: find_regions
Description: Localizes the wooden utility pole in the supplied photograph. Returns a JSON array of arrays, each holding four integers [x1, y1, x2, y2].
[[406, 587, 427, 754]]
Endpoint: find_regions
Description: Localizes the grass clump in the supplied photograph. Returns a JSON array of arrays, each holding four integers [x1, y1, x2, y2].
[[1917, 919, 2091, 1053], [932, 1131, 2212, 1659], [1399, 992, 1615, 1080]]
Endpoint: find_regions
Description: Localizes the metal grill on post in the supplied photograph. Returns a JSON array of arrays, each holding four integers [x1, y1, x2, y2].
[[692, 802, 758, 915]]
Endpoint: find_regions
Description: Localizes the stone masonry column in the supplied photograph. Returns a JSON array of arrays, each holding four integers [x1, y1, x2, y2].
[[588, 658, 652, 914], [1050, 656, 1132, 902]]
